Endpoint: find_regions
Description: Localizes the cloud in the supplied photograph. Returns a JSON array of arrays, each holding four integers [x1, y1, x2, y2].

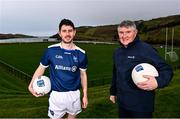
[[0, 0, 179, 36]]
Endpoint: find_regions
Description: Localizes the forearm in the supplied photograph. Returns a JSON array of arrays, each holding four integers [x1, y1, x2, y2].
[[80, 70, 88, 97], [29, 65, 46, 90], [32, 66, 45, 80], [156, 66, 173, 88], [80, 70, 88, 108]]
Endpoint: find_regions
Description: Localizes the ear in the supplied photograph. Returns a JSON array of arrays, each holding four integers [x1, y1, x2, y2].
[[58, 31, 61, 37], [135, 29, 138, 34], [74, 29, 76, 35]]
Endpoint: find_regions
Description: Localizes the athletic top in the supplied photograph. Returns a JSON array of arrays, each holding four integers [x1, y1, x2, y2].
[[40, 43, 87, 92]]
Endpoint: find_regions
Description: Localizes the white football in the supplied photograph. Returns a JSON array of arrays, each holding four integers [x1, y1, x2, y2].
[[33, 75, 51, 95], [131, 63, 159, 84]]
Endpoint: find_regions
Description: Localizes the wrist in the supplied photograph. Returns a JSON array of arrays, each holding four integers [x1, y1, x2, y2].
[[83, 93, 88, 98]]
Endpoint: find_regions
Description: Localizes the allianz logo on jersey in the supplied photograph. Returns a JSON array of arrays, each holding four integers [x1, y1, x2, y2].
[[55, 55, 63, 59], [55, 65, 77, 72]]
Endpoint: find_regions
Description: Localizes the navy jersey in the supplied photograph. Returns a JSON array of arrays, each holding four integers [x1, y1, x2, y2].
[[40, 43, 88, 92]]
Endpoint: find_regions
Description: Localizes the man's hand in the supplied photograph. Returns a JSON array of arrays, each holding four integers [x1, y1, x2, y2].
[[28, 83, 44, 97], [82, 96, 88, 109], [28, 65, 46, 97], [137, 75, 158, 91], [110, 95, 116, 103]]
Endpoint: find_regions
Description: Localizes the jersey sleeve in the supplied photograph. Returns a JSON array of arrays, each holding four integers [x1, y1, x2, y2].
[[79, 52, 88, 71], [40, 48, 50, 68]]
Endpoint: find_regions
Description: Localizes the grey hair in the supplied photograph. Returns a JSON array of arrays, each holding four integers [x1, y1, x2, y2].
[[118, 20, 137, 30]]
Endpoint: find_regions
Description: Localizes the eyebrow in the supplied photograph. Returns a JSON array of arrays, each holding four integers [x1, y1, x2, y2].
[[62, 29, 73, 31]]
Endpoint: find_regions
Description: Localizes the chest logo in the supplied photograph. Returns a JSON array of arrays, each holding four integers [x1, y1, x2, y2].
[[55, 55, 63, 59], [73, 56, 78, 62], [127, 56, 135, 59], [71, 66, 77, 72]]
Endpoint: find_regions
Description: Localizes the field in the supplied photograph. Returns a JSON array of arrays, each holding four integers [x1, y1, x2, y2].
[[0, 42, 116, 81], [0, 42, 180, 118]]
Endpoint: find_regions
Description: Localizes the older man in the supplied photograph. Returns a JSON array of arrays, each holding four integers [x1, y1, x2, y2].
[[110, 20, 173, 118]]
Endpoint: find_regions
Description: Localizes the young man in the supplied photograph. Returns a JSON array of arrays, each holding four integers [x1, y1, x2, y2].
[[110, 20, 173, 118], [28, 19, 88, 119]]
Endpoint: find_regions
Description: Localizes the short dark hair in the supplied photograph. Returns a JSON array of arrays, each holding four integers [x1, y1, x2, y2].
[[118, 20, 136, 30], [59, 19, 75, 31]]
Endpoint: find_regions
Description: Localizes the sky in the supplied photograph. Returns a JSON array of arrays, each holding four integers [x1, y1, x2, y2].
[[0, 0, 180, 36]]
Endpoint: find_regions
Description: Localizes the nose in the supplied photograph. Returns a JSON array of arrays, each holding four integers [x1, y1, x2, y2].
[[65, 31, 70, 36], [121, 33, 127, 38]]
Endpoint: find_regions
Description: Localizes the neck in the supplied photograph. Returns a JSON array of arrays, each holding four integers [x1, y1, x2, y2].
[[124, 45, 128, 48], [61, 42, 74, 50]]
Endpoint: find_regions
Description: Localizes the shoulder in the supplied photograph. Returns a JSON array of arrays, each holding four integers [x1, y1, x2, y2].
[[44, 43, 61, 53], [41, 43, 61, 55], [143, 42, 156, 50], [114, 47, 122, 54], [138, 41, 158, 55], [113, 47, 122, 59], [75, 45, 86, 54], [137, 41, 154, 50], [48, 43, 60, 49]]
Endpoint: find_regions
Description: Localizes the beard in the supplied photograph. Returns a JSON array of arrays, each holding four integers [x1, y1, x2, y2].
[[62, 40, 73, 44], [62, 36, 73, 44]]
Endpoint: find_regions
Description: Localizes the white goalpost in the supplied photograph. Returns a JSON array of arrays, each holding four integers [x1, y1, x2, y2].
[[165, 27, 179, 62], [170, 28, 178, 62], [165, 27, 168, 60]]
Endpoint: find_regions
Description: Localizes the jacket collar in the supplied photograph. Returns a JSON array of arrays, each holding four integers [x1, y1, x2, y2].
[[120, 35, 140, 48]]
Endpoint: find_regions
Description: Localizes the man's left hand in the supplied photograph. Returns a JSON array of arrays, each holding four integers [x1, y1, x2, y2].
[[82, 96, 88, 109]]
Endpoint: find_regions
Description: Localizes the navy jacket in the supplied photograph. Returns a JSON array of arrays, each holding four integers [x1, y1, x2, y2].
[[110, 36, 173, 112]]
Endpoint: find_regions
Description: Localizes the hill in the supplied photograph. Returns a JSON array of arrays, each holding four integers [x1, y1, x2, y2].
[[50, 14, 180, 45], [0, 33, 36, 39]]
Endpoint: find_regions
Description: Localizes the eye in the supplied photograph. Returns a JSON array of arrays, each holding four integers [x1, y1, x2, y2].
[[126, 31, 131, 33], [68, 29, 73, 32], [62, 30, 67, 32], [119, 31, 123, 34]]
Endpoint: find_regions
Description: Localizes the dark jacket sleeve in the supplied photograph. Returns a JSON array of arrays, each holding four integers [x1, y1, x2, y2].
[[110, 54, 117, 95], [146, 46, 173, 88]]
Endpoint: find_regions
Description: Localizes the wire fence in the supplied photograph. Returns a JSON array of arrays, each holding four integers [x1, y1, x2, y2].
[[0, 59, 31, 83], [0, 58, 111, 87], [88, 76, 111, 87]]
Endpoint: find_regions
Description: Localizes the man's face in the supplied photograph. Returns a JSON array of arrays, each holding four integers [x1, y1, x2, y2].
[[59, 25, 76, 44], [118, 26, 137, 47]]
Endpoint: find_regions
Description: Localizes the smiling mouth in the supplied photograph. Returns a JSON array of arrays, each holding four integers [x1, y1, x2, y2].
[[65, 36, 71, 39], [122, 38, 129, 42]]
